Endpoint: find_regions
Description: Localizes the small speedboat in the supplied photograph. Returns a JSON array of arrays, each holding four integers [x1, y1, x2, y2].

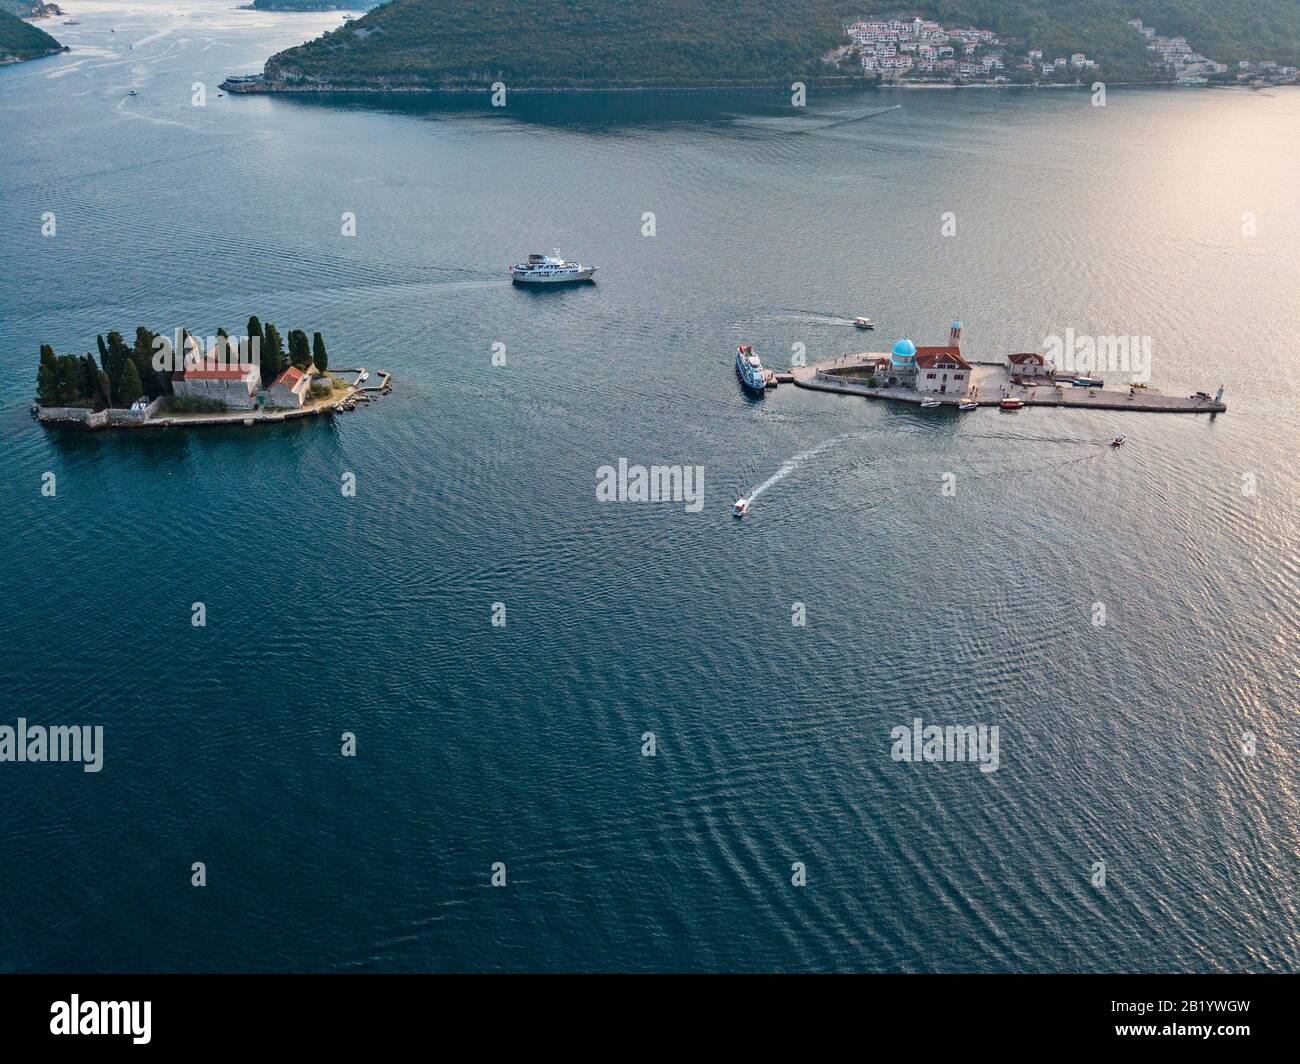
[[1110, 433, 1128, 447], [732, 498, 750, 518], [1000, 398, 1024, 410], [920, 396, 942, 408], [958, 399, 978, 411], [853, 317, 875, 330], [128, 89, 138, 97]]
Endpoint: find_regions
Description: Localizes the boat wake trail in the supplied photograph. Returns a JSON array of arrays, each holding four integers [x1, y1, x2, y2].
[[814, 104, 904, 131], [747, 433, 869, 505]]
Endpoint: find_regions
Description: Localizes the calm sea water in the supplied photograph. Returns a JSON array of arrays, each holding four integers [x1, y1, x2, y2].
[[1, 2, 1297, 973]]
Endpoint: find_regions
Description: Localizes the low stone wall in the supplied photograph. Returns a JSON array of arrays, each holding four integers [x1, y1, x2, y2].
[[38, 396, 164, 429], [106, 397, 165, 424], [36, 406, 107, 428]]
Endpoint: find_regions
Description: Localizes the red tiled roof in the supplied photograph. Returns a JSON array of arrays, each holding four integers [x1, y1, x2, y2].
[[273, 366, 305, 388], [914, 345, 971, 370], [1009, 352, 1045, 365], [179, 363, 253, 381]]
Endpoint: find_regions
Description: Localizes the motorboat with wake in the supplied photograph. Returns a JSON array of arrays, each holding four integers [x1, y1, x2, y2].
[[732, 498, 750, 518], [735, 344, 766, 394], [509, 251, 597, 284], [1110, 433, 1128, 447], [854, 317, 875, 330]]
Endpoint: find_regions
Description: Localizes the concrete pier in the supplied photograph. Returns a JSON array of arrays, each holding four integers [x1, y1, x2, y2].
[[789, 356, 1226, 414]]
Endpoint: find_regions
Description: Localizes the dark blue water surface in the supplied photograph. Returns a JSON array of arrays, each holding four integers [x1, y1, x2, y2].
[[1, 3, 1297, 972]]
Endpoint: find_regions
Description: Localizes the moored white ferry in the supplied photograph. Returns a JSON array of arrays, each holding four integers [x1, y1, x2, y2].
[[735, 344, 766, 393], [509, 251, 597, 284]]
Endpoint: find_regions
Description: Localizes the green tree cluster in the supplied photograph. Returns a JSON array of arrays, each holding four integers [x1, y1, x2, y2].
[[37, 319, 335, 407]]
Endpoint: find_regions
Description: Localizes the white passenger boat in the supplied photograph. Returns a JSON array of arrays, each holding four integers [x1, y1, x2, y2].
[[509, 251, 597, 284], [732, 498, 750, 518], [735, 344, 766, 394], [920, 396, 942, 408], [958, 399, 978, 411], [854, 317, 875, 329]]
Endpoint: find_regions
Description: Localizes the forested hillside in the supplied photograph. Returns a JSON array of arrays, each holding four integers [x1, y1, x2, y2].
[[259, 0, 1300, 89]]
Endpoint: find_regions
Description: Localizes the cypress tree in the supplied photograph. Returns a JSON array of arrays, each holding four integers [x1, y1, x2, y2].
[[312, 332, 328, 373], [96, 334, 108, 361], [57, 355, 82, 404], [79, 354, 98, 401], [287, 329, 310, 369], [247, 316, 263, 344], [37, 361, 59, 406], [130, 327, 158, 397], [105, 331, 132, 395], [96, 369, 113, 407], [262, 323, 286, 382], [118, 359, 144, 406]]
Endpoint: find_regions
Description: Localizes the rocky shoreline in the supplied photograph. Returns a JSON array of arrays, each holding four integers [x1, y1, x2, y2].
[[220, 74, 872, 95]]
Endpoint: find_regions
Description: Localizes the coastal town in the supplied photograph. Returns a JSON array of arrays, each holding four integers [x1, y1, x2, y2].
[[835, 14, 1298, 87], [836, 16, 1096, 84], [1127, 18, 1297, 85]]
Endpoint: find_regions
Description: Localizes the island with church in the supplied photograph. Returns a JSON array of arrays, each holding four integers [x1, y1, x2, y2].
[[31, 317, 390, 429], [775, 321, 1227, 415]]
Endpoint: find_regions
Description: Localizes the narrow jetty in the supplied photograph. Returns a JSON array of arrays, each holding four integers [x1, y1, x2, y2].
[[789, 355, 1226, 414]]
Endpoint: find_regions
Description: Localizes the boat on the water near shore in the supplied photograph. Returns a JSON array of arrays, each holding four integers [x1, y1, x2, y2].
[[509, 251, 596, 284], [1111, 433, 1128, 447], [735, 344, 766, 393], [732, 497, 749, 518], [920, 396, 942, 408], [958, 399, 978, 411], [854, 316, 875, 330], [1072, 376, 1104, 388], [1000, 397, 1025, 410]]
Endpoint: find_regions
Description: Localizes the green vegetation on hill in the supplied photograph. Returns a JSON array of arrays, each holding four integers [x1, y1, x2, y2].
[[0, 7, 62, 63], [264, 0, 853, 88], [260, 0, 1300, 89]]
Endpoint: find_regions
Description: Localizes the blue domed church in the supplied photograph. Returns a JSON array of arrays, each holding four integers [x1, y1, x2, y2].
[[873, 323, 972, 395]]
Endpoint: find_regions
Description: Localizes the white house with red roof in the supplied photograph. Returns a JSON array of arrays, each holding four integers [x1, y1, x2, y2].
[[914, 322, 973, 395], [1007, 351, 1052, 379], [172, 355, 260, 410], [266, 364, 311, 408]]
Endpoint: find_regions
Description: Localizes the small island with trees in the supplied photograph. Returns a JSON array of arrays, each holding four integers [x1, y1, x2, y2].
[[33, 317, 386, 430]]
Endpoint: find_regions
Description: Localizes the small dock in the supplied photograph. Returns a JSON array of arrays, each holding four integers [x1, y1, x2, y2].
[[788, 356, 1226, 414]]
